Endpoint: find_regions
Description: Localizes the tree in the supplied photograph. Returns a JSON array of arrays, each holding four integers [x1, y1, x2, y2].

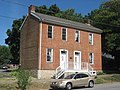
[[0, 45, 12, 66], [36, 4, 60, 16], [86, 0, 120, 70], [5, 17, 25, 64], [35, 4, 84, 22], [55, 9, 84, 22], [35, 5, 48, 14], [49, 4, 60, 16]]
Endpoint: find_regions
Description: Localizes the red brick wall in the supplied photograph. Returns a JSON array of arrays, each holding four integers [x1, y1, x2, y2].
[[41, 23, 102, 70], [20, 15, 102, 71], [20, 15, 40, 69]]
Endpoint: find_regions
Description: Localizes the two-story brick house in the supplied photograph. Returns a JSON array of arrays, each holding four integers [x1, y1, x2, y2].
[[20, 5, 102, 79]]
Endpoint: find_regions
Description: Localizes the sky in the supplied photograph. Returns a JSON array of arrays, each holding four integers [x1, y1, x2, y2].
[[0, 0, 109, 45]]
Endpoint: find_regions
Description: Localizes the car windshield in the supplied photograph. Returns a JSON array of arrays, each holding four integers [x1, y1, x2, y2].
[[64, 74, 75, 79]]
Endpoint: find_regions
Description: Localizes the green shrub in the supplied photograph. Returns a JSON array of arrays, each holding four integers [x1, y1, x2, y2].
[[103, 76, 112, 82], [95, 77, 105, 84], [112, 74, 120, 82], [97, 71, 105, 75], [14, 69, 31, 90], [10, 69, 18, 77], [103, 74, 120, 82]]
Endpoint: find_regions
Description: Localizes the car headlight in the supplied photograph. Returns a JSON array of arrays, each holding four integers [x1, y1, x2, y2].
[[58, 81, 63, 84]]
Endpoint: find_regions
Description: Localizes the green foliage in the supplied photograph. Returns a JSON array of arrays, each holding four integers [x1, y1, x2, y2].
[[5, 17, 25, 64], [36, 4, 60, 16], [49, 4, 60, 16], [55, 9, 84, 22], [13, 69, 31, 90], [95, 77, 105, 84], [35, 4, 84, 22], [103, 74, 120, 82], [35, 5, 48, 14], [10, 69, 18, 77], [97, 71, 105, 75], [111, 74, 120, 82], [95, 74, 120, 84], [86, 0, 120, 70], [0, 45, 12, 66], [0, 84, 17, 90]]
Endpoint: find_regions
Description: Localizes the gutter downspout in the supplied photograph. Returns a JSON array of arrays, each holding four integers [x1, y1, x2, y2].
[[38, 22, 42, 79]]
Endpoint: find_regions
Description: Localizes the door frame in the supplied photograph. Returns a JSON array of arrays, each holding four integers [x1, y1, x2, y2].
[[74, 51, 81, 70], [60, 49, 68, 70]]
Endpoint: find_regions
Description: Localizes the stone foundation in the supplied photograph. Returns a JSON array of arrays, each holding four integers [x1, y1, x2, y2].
[[40, 70, 55, 79], [25, 69, 38, 78], [26, 69, 103, 79], [25, 69, 55, 79]]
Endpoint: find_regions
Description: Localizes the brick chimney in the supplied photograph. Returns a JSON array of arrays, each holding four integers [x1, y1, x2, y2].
[[28, 5, 35, 14]]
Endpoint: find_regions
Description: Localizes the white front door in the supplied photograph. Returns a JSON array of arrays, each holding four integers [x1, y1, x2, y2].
[[60, 50, 68, 70], [74, 51, 81, 70]]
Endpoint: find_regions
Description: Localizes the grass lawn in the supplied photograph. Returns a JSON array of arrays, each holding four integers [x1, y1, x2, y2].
[[0, 70, 120, 90], [95, 74, 120, 84], [0, 77, 51, 90]]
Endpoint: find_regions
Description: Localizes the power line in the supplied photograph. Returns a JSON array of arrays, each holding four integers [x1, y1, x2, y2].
[[0, 14, 120, 28], [0, 0, 120, 28], [0, 0, 28, 7], [0, 15, 17, 19], [0, 0, 55, 13], [92, 21, 120, 28]]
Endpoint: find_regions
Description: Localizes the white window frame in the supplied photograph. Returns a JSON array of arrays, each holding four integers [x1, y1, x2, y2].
[[89, 33, 93, 45], [89, 52, 94, 64], [46, 48, 53, 62], [61, 27, 67, 41], [75, 30, 80, 43], [48, 25, 53, 39]]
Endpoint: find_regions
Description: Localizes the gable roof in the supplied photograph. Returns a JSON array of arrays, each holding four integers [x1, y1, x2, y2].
[[31, 12, 102, 34]]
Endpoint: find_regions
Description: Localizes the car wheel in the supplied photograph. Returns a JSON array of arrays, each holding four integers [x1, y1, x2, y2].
[[65, 83, 72, 90], [88, 81, 94, 88]]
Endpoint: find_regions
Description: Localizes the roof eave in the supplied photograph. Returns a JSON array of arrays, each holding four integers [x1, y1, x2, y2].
[[19, 15, 28, 30], [31, 12, 42, 21]]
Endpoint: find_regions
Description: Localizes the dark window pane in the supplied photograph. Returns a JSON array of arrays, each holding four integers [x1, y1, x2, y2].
[[81, 74, 88, 78], [89, 33, 93, 44], [75, 74, 82, 79], [47, 48, 52, 62], [62, 28, 66, 40], [75, 31, 79, 42], [48, 26, 52, 38]]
